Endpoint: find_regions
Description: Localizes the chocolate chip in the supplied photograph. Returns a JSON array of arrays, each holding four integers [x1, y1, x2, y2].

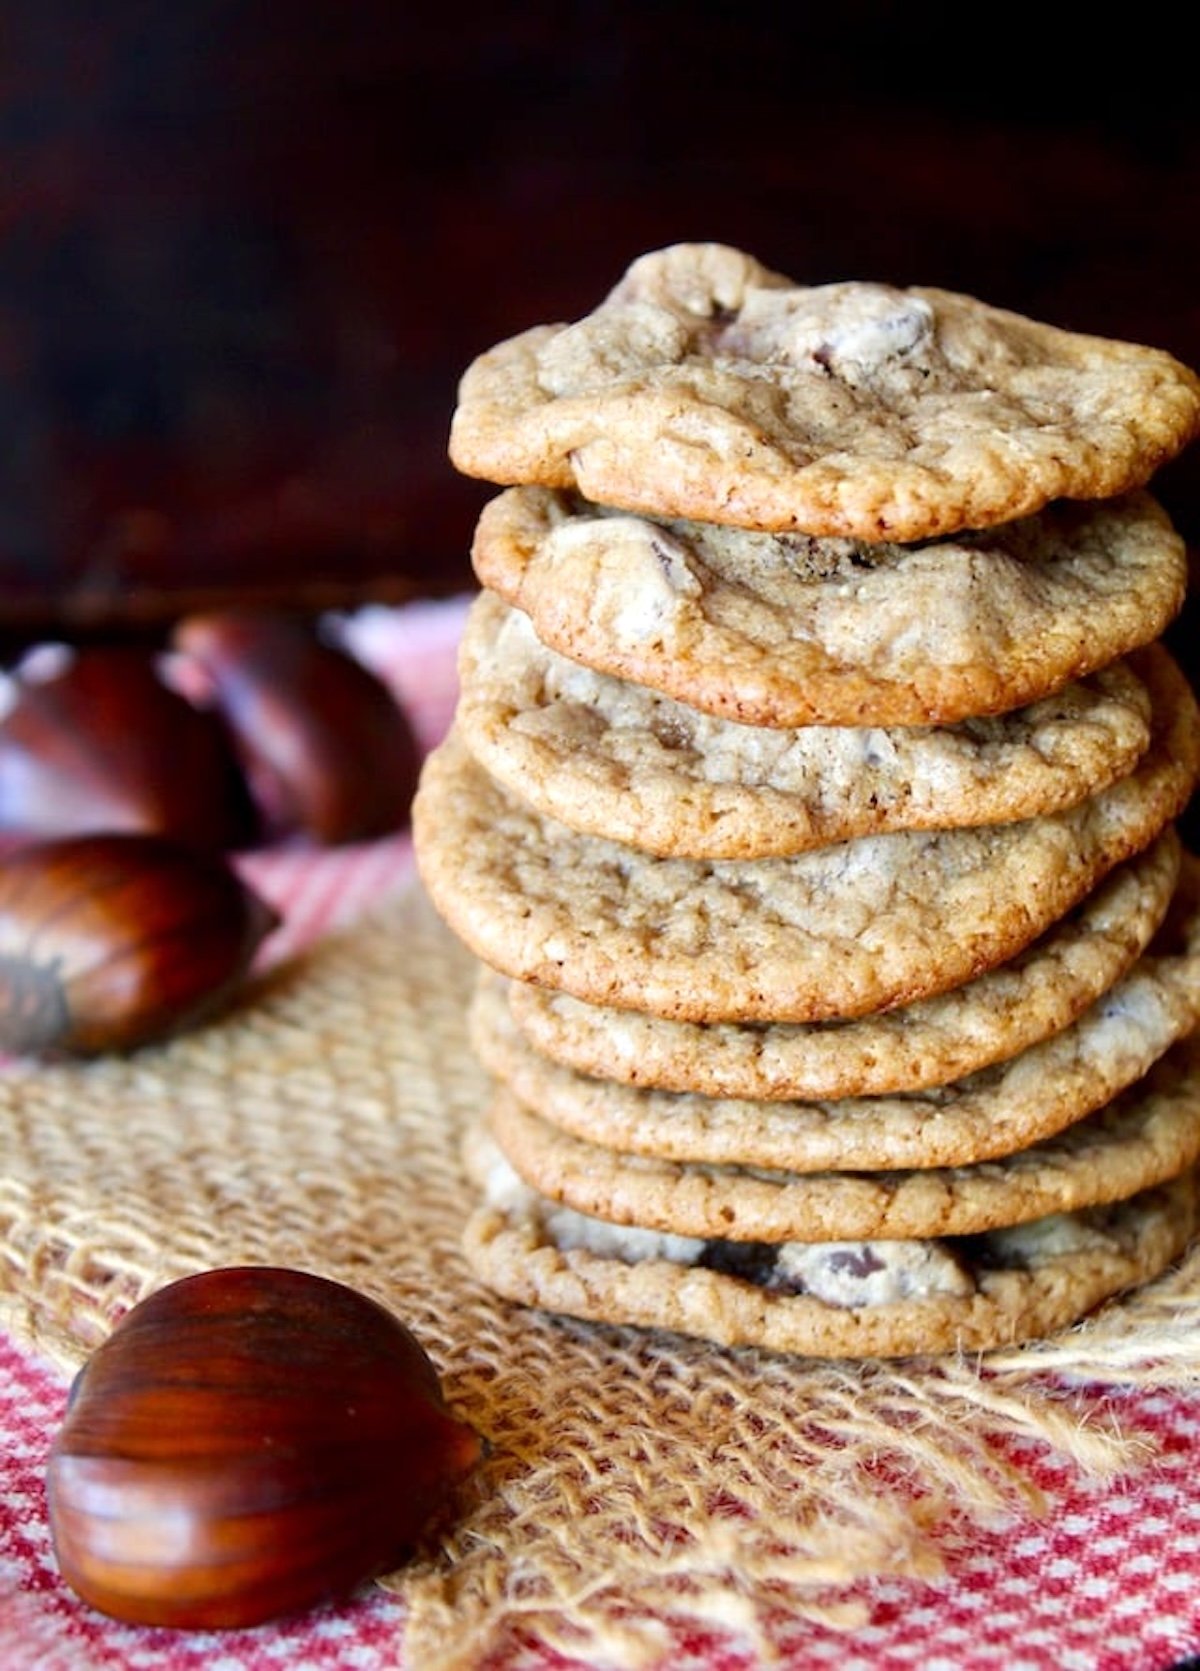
[[698, 1239, 780, 1288], [825, 1246, 887, 1280]]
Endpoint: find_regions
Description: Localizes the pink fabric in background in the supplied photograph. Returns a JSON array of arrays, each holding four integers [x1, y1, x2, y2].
[[3, 594, 1200, 1671]]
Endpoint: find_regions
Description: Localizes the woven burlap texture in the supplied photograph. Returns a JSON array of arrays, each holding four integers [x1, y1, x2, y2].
[[4, 881, 1200, 1671]]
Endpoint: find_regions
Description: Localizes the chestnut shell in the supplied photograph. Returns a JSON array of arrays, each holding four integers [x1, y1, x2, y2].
[[46, 1267, 482, 1628], [0, 832, 278, 1055], [0, 645, 256, 850], [173, 612, 420, 844]]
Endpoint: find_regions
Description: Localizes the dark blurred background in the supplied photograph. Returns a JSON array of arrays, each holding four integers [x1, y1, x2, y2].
[[2, 1, 1199, 651]]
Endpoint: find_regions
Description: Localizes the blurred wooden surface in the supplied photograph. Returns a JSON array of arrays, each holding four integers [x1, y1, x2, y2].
[[1, 3, 1198, 644]]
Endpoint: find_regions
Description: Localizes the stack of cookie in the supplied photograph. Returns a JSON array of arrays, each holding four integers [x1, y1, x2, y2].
[[414, 243, 1200, 1357]]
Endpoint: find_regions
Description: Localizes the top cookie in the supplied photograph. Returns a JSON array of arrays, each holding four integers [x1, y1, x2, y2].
[[449, 243, 1200, 540]]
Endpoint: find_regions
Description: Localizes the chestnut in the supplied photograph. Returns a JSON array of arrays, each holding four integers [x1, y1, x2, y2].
[[0, 832, 278, 1055], [46, 1267, 483, 1628], [0, 645, 256, 850], [173, 611, 420, 845]]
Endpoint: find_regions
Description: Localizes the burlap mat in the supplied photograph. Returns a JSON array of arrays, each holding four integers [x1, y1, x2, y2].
[[4, 880, 1200, 1670]]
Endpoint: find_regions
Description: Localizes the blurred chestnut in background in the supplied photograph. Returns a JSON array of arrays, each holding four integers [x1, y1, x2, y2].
[[0, 646, 256, 851], [174, 610, 420, 845], [0, 832, 278, 1056]]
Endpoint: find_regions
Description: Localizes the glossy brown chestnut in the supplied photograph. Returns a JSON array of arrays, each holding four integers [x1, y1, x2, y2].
[[173, 611, 420, 845], [0, 833, 278, 1055], [0, 645, 257, 850], [46, 1267, 483, 1628]]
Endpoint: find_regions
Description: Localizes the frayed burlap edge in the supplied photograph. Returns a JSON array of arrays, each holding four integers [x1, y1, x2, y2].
[[3, 882, 1200, 1670]]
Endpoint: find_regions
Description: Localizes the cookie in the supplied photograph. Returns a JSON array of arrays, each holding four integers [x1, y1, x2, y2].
[[471, 858, 1200, 1171], [457, 590, 1156, 857], [449, 243, 1200, 541], [484, 1034, 1200, 1241], [462, 1124, 1199, 1359], [469, 487, 1185, 727], [504, 836, 1181, 1097], [412, 649, 1198, 1024]]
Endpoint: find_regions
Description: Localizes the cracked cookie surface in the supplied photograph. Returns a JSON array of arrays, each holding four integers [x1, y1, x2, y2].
[[483, 1034, 1200, 1242], [470, 487, 1186, 727], [450, 243, 1200, 541], [458, 590, 1156, 856], [462, 1124, 1199, 1358], [503, 837, 1181, 1097], [471, 859, 1200, 1171], [413, 652, 1198, 1024]]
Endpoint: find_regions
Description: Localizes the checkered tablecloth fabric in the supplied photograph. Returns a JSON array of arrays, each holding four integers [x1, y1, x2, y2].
[[3, 594, 1200, 1671], [7, 1325, 1200, 1670]]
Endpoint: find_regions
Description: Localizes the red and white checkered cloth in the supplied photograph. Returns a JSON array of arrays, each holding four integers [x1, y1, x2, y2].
[[4, 594, 1200, 1671]]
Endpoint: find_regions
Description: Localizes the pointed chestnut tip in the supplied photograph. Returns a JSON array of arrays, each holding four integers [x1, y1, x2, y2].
[[444, 1411, 488, 1480]]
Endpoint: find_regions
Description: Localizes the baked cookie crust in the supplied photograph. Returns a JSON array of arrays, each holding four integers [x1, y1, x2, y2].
[[413, 651, 1198, 1024], [450, 243, 1200, 541], [462, 1126, 1199, 1359], [484, 1035, 1200, 1242], [472, 869, 1200, 1171], [470, 487, 1185, 727], [458, 591, 1157, 856], [503, 836, 1181, 1098]]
